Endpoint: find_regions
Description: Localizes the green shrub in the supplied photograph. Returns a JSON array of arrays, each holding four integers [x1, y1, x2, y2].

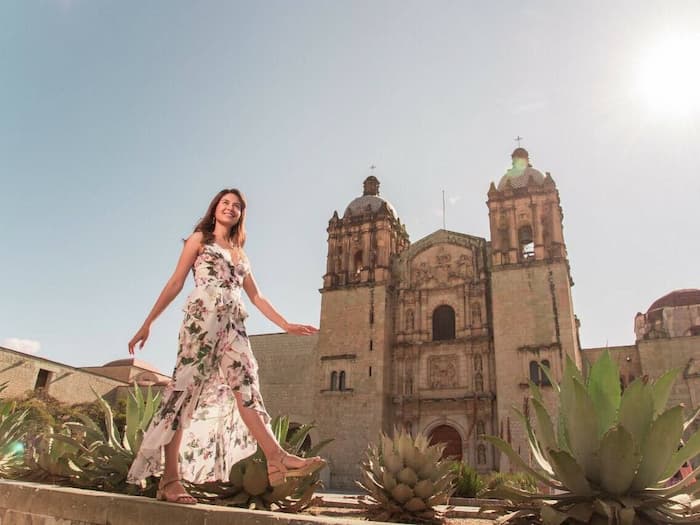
[[450, 461, 484, 497]]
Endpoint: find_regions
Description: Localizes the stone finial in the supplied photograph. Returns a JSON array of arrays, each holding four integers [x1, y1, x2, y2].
[[363, 176, 380, 196]]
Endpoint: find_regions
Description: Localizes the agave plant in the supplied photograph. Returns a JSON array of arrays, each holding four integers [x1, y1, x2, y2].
[[483, 351, 700, 525], [451, 461, 484, 498], [0, 384, 29, 478], [357, 427, 456, 523], [188, 415, 332, 512], [33, 385, 162, 492]]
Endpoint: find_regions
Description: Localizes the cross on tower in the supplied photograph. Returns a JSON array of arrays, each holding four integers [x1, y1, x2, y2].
[[514, 136, 524, 147]]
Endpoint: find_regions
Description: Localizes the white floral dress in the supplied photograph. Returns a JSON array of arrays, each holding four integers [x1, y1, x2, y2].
[[128, 243, 271, 484]]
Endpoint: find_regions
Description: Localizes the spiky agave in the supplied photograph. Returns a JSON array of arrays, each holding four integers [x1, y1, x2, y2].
[[0, 384, 29, 479], [188, 415, 332, 512], [357, 427, 456, 523], [483, 351, 700, 525]]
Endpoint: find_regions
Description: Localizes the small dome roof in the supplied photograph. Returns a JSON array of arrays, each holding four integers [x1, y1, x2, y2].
[[647, 289, 700, 312], [102, 358, 162, 374], [344, 176, 398, 218], [497, 148, 546, 190]]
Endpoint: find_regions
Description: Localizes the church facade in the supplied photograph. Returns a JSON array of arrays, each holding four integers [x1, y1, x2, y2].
[[256, 148, 587, 487]]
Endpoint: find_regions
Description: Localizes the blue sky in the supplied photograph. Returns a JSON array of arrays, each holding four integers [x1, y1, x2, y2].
[[2, 1, 699, 375]]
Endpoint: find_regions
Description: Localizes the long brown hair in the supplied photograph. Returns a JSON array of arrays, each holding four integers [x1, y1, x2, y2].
[[193, 189, 247, 247]]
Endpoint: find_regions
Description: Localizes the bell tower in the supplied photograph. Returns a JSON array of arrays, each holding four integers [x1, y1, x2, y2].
[[487, 149, 581, 465], [314, 175, 408, 488]]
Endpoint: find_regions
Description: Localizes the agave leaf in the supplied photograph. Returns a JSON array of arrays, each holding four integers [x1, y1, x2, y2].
[[586, 350, 621, 437], [618, 379, 654, 449], [598, 425, 640, 495], [662, 428, 700, 480], [483, 435, 561, 488], [531, 398, 558, 461], [91, 388, 123, 451], [548, 449, 594, 496], [513, 407, 554, 475], [651, 368, 680, 416], [632, 405, 684, 491], [539, 362, 560, 394], [645, 461, 700, 497], [565, 379, 600, 483]]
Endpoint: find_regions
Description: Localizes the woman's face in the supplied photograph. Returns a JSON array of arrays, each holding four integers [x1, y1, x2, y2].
[[214, 192, 243, 227]]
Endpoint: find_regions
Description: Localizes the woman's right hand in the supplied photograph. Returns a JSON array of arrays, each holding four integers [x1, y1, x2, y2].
[[128, 324, 150, 355]]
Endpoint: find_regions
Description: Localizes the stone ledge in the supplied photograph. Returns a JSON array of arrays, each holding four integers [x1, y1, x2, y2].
[[0, 480, 389, 525]]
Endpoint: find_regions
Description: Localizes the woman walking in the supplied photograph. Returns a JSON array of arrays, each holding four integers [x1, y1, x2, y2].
[[127, 188, 324, 504]]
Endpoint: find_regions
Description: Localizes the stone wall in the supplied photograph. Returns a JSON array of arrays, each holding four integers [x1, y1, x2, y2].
[[0, 346, 127, 404]]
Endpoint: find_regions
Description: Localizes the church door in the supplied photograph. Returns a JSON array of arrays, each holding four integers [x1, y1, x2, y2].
[[428, 424, 462, 461]]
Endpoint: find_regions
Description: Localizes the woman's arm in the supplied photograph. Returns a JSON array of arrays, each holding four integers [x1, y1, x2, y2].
[[128, 232, 203, 354], [242, 270, 318, 335]]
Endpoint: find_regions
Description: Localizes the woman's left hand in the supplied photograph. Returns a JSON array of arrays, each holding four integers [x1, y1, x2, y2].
[[284, 323, 319, 335]]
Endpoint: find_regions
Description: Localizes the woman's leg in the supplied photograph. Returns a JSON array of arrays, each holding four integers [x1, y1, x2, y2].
[[233, 392, 323, 472], [158, 426, 197, 503]]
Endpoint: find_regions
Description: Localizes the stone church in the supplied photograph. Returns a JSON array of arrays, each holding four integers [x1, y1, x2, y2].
[[253, 148, 699, 488], [254, 148, 585, 487]]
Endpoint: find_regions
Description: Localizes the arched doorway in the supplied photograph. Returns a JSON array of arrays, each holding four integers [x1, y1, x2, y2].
[[428, 424, 462, 461]]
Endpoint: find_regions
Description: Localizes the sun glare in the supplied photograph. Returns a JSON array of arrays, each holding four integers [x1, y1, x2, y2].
[[637, 34, 700, 116]]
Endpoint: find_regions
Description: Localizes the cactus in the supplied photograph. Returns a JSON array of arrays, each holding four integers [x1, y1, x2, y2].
[[483, 351, 700, 524], [0, 384, 29, 479], [357, 427, 456, 523]]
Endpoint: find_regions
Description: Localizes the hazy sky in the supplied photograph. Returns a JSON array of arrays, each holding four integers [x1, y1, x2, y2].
[[2, 1, 698, 375]]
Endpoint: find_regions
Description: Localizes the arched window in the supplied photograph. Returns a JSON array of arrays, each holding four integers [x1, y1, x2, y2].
[[475, 372, 484, 392], [339, 371, 346, 391], [477, 444, 487, 465], [476, 420, 485, 437], [518, 225, 534, 259], [330, 371, 338, 391], [540, 359, 551, 386], [529, 360, 540, 384], [432, 305, 456, 341], [353, 250, 363, 274]]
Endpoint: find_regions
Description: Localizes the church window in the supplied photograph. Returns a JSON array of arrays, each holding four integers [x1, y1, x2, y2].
[[477, 444, 487, 465], [475, 372, 484, 392], [406, 310, 415, 332], [330, 371, 338, 391], [369, 339, 373, 351], [529, 360, 552, 386], [339, 371, 346, 391], [369, 366, 372, 377], [369, 307, 374, 324], [540, 359, 552, 386], [476, 420, 485, 437], [353, 250, 363, 274], [519, 225, 535, 260], [432, 305, 456, 341]]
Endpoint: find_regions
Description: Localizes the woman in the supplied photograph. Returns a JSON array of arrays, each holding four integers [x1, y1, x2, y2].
[[126, 188, 324, 504]]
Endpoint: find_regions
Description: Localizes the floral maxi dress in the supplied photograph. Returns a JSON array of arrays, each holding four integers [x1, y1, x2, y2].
[[128, 243, 270, 484]]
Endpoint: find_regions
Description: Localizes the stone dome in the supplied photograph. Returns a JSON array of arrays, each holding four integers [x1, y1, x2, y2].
[[102, 357, 162, 374], [344, 176, 398, 218], [647, 289, 700, 312], [497, 148, 546, 190]]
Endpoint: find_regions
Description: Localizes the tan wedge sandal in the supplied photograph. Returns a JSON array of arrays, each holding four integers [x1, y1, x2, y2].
[[156, 477, 197, 505], [267, 453, 326, 487]]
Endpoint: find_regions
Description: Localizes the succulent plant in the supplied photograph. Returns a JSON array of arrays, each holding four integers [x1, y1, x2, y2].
[[188, 415, 332, 511], [483, 351, 700, 524], [22, 385, 161, 493], [0, 384, 29, 478], [357, 427, 456, 523]]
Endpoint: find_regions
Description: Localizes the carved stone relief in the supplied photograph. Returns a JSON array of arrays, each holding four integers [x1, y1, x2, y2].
[[428, 354, 458, 389]]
